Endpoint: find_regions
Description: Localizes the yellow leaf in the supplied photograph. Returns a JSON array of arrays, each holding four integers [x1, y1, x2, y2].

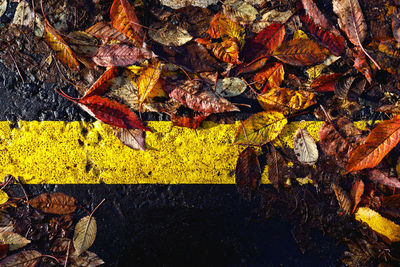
[[257, 87, 316, 115], [218, 13, 246, 47], [0, 190, 8, 205], [234, 111, 287, 146], [293, 29, 309, 40], [209, 39, 241, 65], [137, 61, 163, 105], [355, 207, 400, 242]]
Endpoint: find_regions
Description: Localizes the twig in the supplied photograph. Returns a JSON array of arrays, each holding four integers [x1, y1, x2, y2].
[[64, 240, 71, 267], [10, 53, 25, 83]]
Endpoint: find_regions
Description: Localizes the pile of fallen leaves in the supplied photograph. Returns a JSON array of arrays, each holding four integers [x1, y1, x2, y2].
[[0, 176, 104, 266], [2, 0, 400, 265]]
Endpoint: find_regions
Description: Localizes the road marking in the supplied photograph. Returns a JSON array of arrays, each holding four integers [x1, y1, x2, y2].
[[0, 120, 370, 184]]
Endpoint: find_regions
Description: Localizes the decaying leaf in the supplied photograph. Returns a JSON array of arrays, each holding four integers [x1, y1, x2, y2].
[[73, 216, 97, 256], [334, 75, 356, 99], [164, 79, 239, 114], [332, 183, 352, 215], [209, 39, 241, 65], [28, 192, 77, 215], [251, 9, 292, 33], [223, 0, 258, 25], [306, 54, 341, 81], [66, 31, 99, 58], [0, 0, 6, 18], [92, 44, 152, 67], [351, 179, 364, 213], [273, 39, 330, 66], [368, 39, 400, 75], [148, 24, 193, 47], [0, 250, 41, 267], [266, 143, 287, 187], [69, 251, 105, 267], [355, 207, 400, 243], [293, 126, 318, 165], [11, 1, 33, 27], [215, 77, 247, 97], [235, 147, 261, 191], [51, 238, 72, 253], [159, 0, 218, 9], [392, 8, 400, 43], [112, 127, 145, 151], [86, 22, 131, 43], [257, 87, 316, 115], [346, 116, 400, 173], [0, 190, 8, 205], [0, 232, 31, 251], [253, 62, 284, 91], [234, 111, 287, 146]]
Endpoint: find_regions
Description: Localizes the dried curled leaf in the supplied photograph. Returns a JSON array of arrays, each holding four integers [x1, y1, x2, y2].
[[293, 127, 318, 165], [92, 44, 152, 67], [0, 232, 31, 251], [149, 24, 193, 46], [164, 80, 239, 114], [273, 39, 330, 66], [0, 250, 41, 267], [28, 192, 77, 215], [332, 183, 352, 215], [257, 87, 316, 115], [346, 116, 400, 172], [234, 111, 287, 146], [73, 216, 97, 256], [235, 147, 261, 191], [355, 207, 400, 243], [43, 19, 80, 71], [215, 77, 247, 97]]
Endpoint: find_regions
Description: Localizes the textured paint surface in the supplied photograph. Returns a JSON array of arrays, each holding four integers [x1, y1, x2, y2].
[[0, 120, 371, 184]]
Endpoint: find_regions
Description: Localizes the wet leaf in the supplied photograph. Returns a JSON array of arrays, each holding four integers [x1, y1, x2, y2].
[[0, 250, 41, 267], [149, 23, 193, 47], [215, 77, 247, 97], [332, 183, 352, 215], [368, 39, 400, 75], [392, 8, 400, 43], [66, 31, 99, 58], [0, 190, 8, 205], [355, 207, 400, 243], [86, 22, 131, 43], [73, 216, 97, 256], [11, 1, 33, 27], [334, 75, 356, 99], [112, 127, 145, 151], [367, 169, 400, 189], [82, 67, 120, 99], [0, 0, 6, 18], [293, 126, 318, 165], [0, 232, 30, 251], [137, 61, 163, 107], [208, 39, 241, 64], [351, 179, 364, 213], [110, 0, 144, 45], [273, 39, 330, 66], [257, 87, 316, 115], [164, 80, 239, 114], [236, 57, 269, 75], [170, 113, 207, 129], [69, 251, 105, 267], [215, 13, 245, 46], [28, 192, 77, 215], [234, 111, 287, 146], [310, 73, 343, 92], [92, 44, 152, 67], [235, 147, 261, 191], [346, 116, 400, 172], [243, 23, 285, 62], [266, 143, 287, 187], [43, 19, 80, 71], [223, 0, 258, 25], [159, 0, 218, 9], [253, 62, 284, 91]]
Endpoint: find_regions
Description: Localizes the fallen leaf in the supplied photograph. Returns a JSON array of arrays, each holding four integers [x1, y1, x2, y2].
[[251, 9, 292, 33], [266, 143, 287, 187], [334, 75, 356, 99], [28, 192, 77, 215], [235, 147, 261, 191], [351, 179, 364, 213], [11, 1, 33, 27], [82, 67, 120, 99], [170, 113, 207, 129], [392, 8, 400, 43], [0, 232, 31, 251], [306, 54, 341, 81], [137, 61, 163, 107], [293, 126, 318, 165], [164, 79, 239, 114], [367, 169, 400, 189], [73, 216, 97, 256], [355, 207, 400, 243], [216, 13, 246, 46], [43, 19, 80, 71], [92, 44, 152, 67], [332, 183, 352, 215], [353, 47, 373, 83], [253, 62, 284, 91], [69, 251, 105, 267], [236, 57, 269, 75], [234, 111, 287, 146], [148, 23, 193, 46], [208, 39, 242, 64], [0, 250, 41, 267], [215, 77, 247, 97], [273, 39, 330, 66], [110, 0, 144, 45], [223, 0, 258, 25], [112, 127, 145, 151], [159, 0, 218, 9], [0, 0, 6, 18], [346, 116, 400, 172], [51, 238, 72, 253], [310, 73, 343, 92], [66, 31, 99, 58], [368, 39, 400, 75], [86, 22, 131, 43], [0, 244, 7, 260], [0, 190, 8, 205]]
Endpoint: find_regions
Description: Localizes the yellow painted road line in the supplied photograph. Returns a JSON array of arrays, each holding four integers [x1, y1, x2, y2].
[[0, 120, 370, 184]]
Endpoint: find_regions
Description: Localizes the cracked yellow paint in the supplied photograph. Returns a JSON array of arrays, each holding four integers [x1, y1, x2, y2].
[[0, 120, 372, 184]]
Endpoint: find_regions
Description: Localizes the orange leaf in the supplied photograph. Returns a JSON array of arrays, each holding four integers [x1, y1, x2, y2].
[[351, 179, 364, 213], [82, 67, 120, 99], [273, 38, 330, 66], [43, 19, 79, 71], [86, 21, 131, 43], [253, 62, 284, 91], [209, 39, 241, 64], [137, 61, 163, 106], [207, 12, 221, 38], [346, 116, 400, 172], [110, 0, 144, 46], [170, 113, 207, 129]]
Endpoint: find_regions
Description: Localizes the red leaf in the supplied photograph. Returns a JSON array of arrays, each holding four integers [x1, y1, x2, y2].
[[82, 67, 120, 99], [242, 23, 285, 62], [368, 169, 400, 189], [170, 113, 208, 129], [235, 147, 261, 191], [236, 57, 269, 76], [311, 73, 343, 92], [92, 44, 152, 67], [351, 179, 364, 213]]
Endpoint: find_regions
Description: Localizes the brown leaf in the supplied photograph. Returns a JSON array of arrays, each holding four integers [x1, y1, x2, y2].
[[51, 238, 72, 253], [110, 0, 144, 45], [170, 113, 207, 129], [253, 62, 284, 91], [346, 116, 400, 172], [334, 75, 356, 99], [332, 183, 352, 215], [273, 39, 330, 66], [0, 250, 41, 267], [28, 192, 77, 215], [86, 22, 131, 44], [266, 144, 287, 187], [351, 179, 364, 213], [43, 19, 79, 71], [392, 8, 400, 43], [353, 47, 373, 83], [223, 0, 258, 25], [148, 23, 193, 46], [92, 44, 152, 67], [367, 169, 400, 189], [73, 216, 97, 256], [164, 80, 239, 115], [0, 244, 7, 260], [368, 39, 400, 75], [235, 147, 261, 191], [69, 251, 105, 267], [112, 127, 145, 151]]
